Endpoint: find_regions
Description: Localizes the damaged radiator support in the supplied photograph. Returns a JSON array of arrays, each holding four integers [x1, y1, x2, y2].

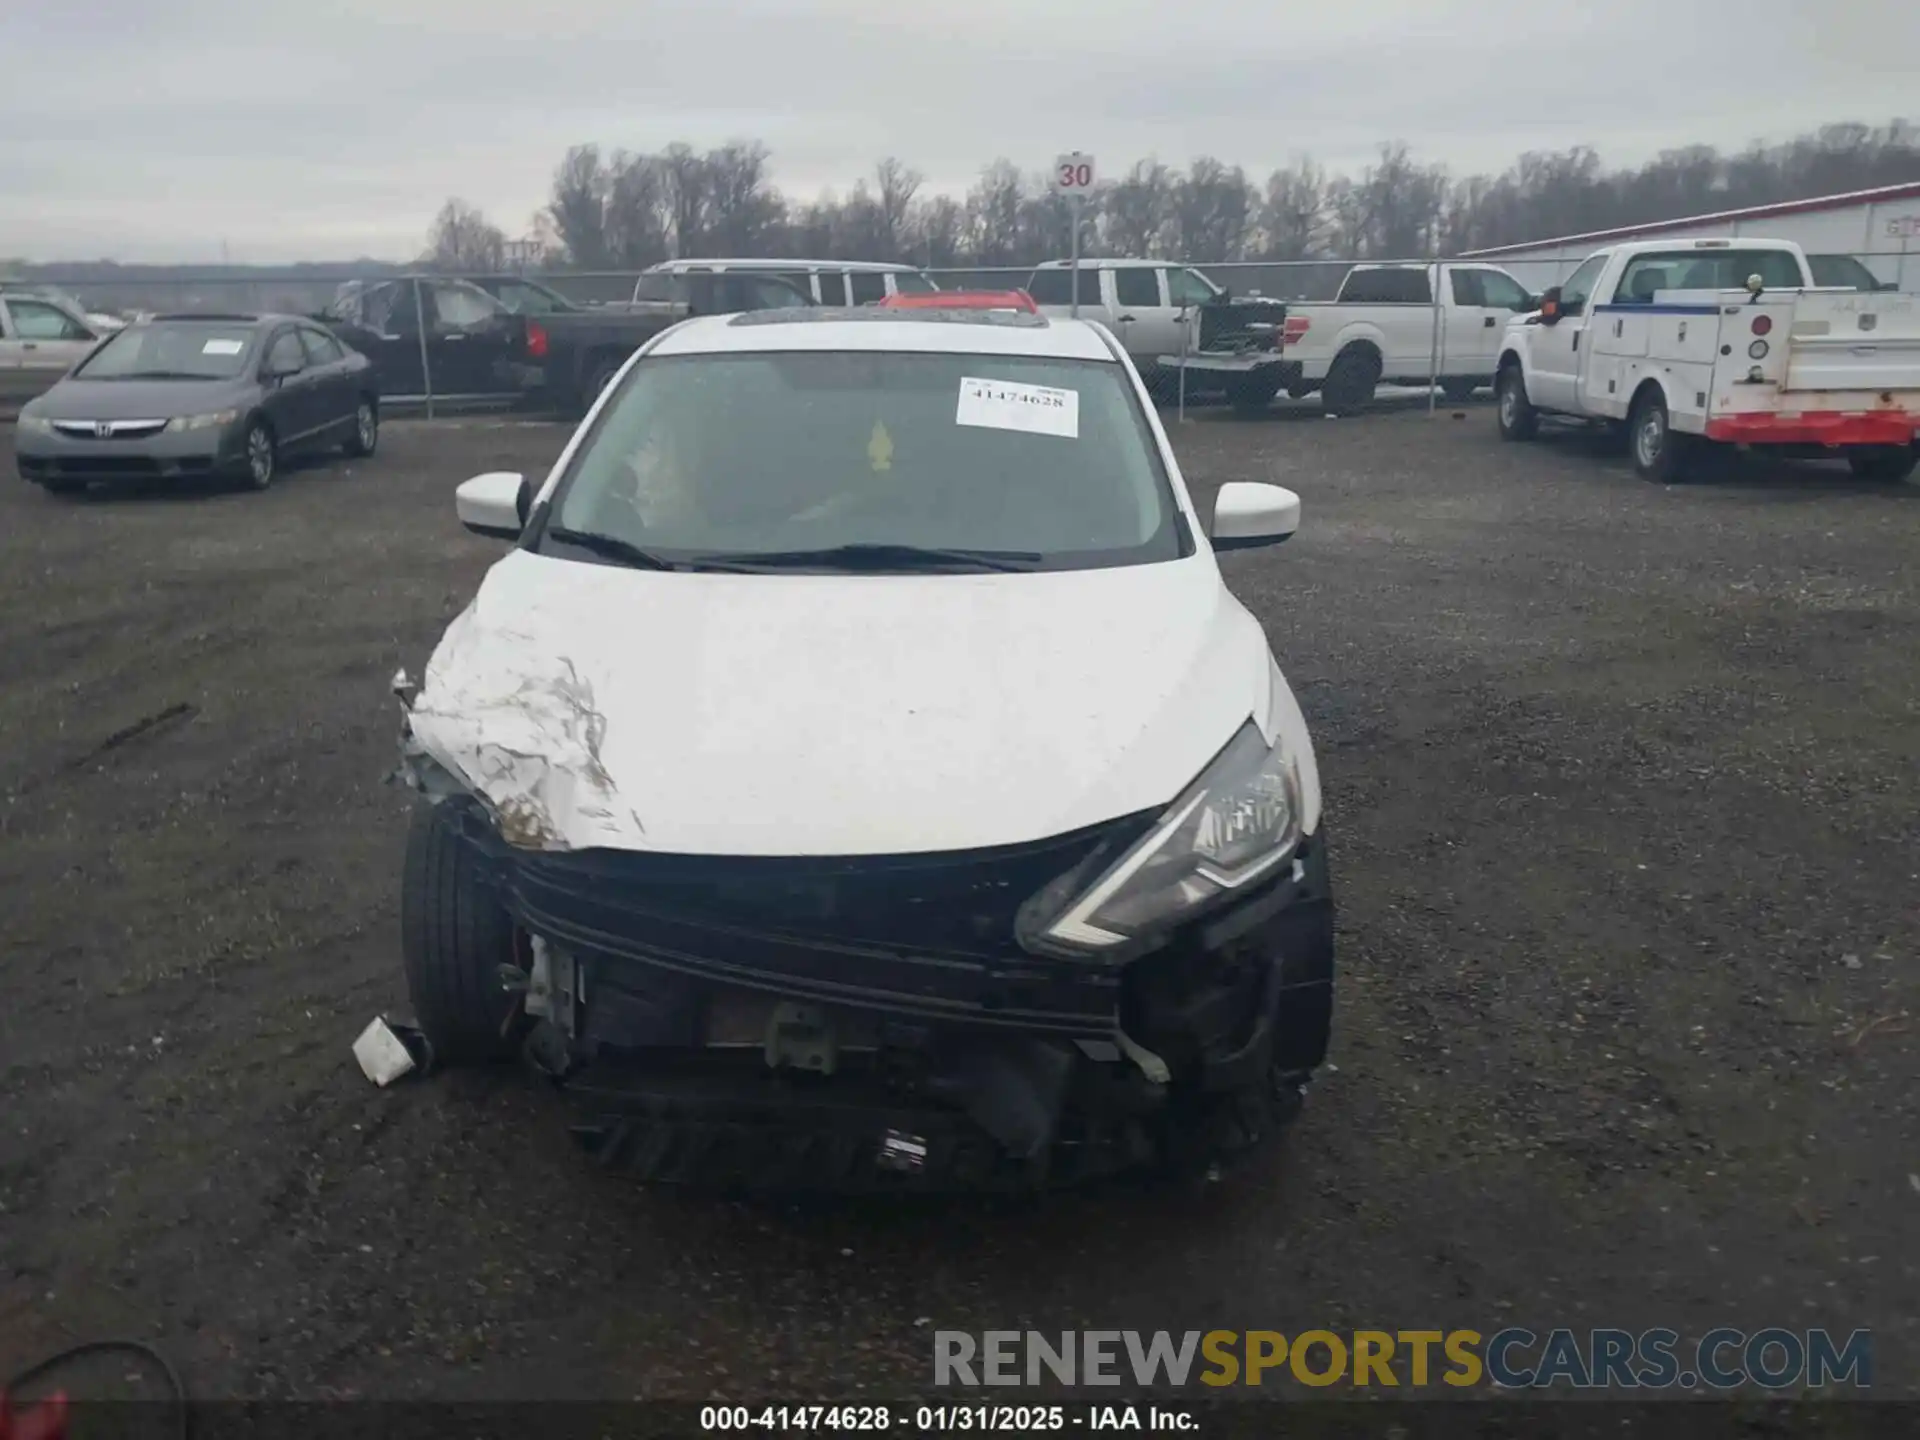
[[419, 791, 1332, 1190], [522, 934, 1159, 1165]]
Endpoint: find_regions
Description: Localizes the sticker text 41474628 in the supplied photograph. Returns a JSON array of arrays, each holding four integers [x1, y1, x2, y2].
[[955, 377, 1079, 440]]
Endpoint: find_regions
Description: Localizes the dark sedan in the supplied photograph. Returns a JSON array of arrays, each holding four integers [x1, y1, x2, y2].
[[13, 313, 378, 496]]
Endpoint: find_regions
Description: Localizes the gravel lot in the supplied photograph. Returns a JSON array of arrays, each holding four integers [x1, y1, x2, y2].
[[1, 404, 1915, 1401]]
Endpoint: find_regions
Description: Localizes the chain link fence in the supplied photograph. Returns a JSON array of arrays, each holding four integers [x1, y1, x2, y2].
[[8, 247, 1914, 416]]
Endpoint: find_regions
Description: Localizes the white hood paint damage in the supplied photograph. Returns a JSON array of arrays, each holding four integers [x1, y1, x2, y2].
[[405, 549, 1284, 858]]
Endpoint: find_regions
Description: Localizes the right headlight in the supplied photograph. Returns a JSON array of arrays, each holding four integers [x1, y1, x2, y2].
[[16, 413, 54, 435], [1018, 719, 1302, 956], [166, 409, 238, 433]]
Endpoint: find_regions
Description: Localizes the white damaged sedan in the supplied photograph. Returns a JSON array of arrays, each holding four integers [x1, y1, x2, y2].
[[394, 305, 1333, 1190]]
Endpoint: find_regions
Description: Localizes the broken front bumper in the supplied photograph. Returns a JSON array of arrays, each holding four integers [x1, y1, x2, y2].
[[445, 802, 1334, 1189]]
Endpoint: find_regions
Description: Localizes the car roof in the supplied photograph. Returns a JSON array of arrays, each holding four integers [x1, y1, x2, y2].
[[646, 258, 927, 274], [1607, 237, 1800, 257], [1032, 257, 1168, 270], [648, 309, 1117, 360], [145, 312, 307, 325]]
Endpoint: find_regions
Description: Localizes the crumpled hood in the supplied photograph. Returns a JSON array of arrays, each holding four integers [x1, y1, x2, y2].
[[406, 548, 1277, 857]]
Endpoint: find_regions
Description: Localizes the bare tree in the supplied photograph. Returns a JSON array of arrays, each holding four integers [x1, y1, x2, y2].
[[424, 198, 506, 270], [1257, 159, 1327, 259], [705, 142, 786, 256], [872, 157, 924, 261], [1171, 158, 1254, 262], [1103, 160, 1174, 256], [658, 143, 711, 256], [787, 195, 840, 257], [966, 160, 1026, 267], [905, 195, 965, 268], [529, 116, 1920, 269], [1355, 143, 1447, 257], [603, 151, 669, 267], [547, 146, 610, 268]]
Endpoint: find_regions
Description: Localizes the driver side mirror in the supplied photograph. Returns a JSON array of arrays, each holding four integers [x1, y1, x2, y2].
[[1210, 482, 1300, 551], [1537, 286, 1562, 324], [456, 471, 532, 540]]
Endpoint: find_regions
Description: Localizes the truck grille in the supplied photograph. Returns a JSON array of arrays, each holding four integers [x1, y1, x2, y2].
[[50, 419, 170, 440]]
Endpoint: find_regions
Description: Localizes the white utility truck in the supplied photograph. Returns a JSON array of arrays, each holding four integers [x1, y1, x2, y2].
[[1276, 262, 1538, 413], [1495, 237, 1920, 482]]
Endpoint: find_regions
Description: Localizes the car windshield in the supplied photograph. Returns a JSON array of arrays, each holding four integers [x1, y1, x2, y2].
[[74, 320, 258, 380], [541, 350, 1183, 573]]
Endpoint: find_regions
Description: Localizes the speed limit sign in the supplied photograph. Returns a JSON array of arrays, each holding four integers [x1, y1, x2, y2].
[[1051, 152, 1097, 194]]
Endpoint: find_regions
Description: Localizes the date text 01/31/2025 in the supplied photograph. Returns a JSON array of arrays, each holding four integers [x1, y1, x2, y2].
[[700, 1404, 1198, 1431]]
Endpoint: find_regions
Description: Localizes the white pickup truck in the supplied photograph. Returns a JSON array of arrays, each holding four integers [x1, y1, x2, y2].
[[1025, 259, 1290, 412], [1277, 261, 1537, 413], [1495, 236, 1920, 482]]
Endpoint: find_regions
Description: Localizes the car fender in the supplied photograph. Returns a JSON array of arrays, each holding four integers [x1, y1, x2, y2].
[[1327, 318, 1390, 361]]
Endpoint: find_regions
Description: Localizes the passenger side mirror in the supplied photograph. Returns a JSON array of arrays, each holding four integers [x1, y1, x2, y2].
[[456, 471, 531, 540], [1210, 483, 1300, 551], [1537, 286, 1562, 324]]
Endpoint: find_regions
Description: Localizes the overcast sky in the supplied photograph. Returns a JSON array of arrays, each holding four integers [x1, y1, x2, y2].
[[4, 0, 1915, 263]]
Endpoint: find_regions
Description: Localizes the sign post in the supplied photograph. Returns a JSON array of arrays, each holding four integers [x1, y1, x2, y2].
[[1051, 152, 1097, 319]]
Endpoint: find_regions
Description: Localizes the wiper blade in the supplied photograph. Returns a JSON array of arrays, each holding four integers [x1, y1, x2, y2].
[[543, 527, 679, 571], [692, 542, 1042, 573]]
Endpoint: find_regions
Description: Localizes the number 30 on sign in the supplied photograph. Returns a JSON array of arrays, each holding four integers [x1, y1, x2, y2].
[[1052, 152, 1096, 194]]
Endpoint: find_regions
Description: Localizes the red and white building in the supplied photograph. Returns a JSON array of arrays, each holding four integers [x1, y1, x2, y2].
[[1460, 180, 1920, 291]]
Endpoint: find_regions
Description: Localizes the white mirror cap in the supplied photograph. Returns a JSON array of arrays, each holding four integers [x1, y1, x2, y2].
[[456, 471, 527, 536], [1213, 482, 1301, 544]]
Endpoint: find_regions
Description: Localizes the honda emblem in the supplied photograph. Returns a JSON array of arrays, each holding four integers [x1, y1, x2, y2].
[[94, 421, 113, 438]]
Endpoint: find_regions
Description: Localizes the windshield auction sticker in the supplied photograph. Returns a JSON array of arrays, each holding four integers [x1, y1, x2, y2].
[[956, 377, 1079, 440]]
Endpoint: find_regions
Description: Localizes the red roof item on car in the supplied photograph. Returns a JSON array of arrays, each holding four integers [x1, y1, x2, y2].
[[878, 290, 1039, 313], [0, 1391, 68, 1440]]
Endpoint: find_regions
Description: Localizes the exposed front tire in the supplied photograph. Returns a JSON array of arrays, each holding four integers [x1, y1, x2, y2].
[[1495, 363, 1538, 440], [1847, 445, 1917, 482], [1628, 389, 1693, 483], [240, 419, 276, 490], [400, 800, 524, 1063], [1322, 346, 1381, 416], [343, 396, 379, 457]]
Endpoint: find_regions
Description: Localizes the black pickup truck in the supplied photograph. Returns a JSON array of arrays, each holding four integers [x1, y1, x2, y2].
[[317, 276, 540, 406], [464, 269, 813, 413]]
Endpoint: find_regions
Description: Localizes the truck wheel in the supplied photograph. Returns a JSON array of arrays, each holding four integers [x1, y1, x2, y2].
[[1227, 370, 1283, 416], [1495, 363, 1538, 440], [400, 800, 524, 1063], [1441, 379, 1478, 403], [578, 356, 626, 415], [1847, 445, 1918, 482], [1321, 346, 1380, 415], [1628, 390, 1693, 483]]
